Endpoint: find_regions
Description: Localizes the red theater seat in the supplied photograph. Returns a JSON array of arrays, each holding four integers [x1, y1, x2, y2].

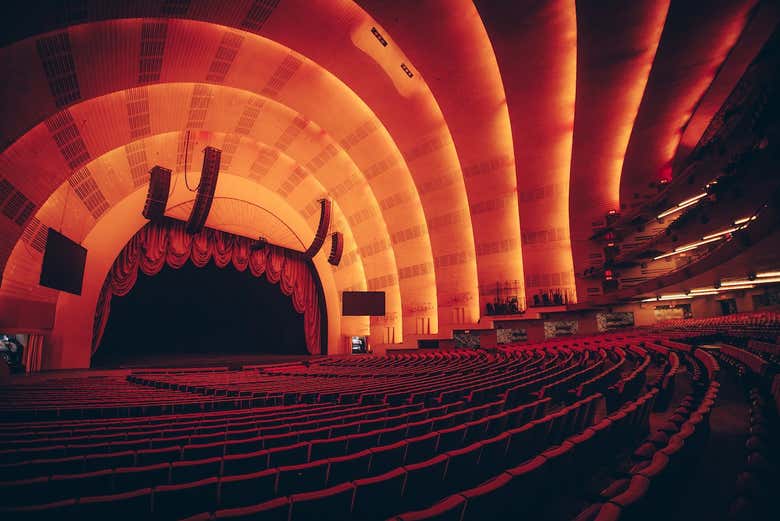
[[153, 477, 219, 519], [218, 469, 278, 509], [352, 467, 407, 520], [288, 482, 356, 521], [214, 497, 290, 521]]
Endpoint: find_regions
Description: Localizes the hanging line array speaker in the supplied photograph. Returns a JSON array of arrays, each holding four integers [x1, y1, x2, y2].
[[303, 198, 332, 258], [328, 231, 343, 266], [142, 165, 172, 220], [186, 147, 221, 234]]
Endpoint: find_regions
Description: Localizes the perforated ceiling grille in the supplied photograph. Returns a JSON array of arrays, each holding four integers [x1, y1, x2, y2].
[[68, 167, 109, 219], [206, 32, 244, 83], [21, 217, 48, 253], [261, 54, 303, 98], [138, 22, 168, 84], [36, 32, 81, 108], [248, 148, 279, 181], [45, 110, 91, 169], [185, 85, 213, 128], [125, 87, 152, 139], [274, 116, 307, 151], [125, 141, 150, 188], [241, 0, 281, 31], [0, 178, 36, 227]]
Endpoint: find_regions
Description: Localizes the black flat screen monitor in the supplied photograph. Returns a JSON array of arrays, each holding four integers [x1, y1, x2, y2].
[[342, 291, 385, 316], [39, 228, 87, 295]]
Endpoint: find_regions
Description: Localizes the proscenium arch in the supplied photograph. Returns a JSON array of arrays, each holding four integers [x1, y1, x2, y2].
[[1, 131, 374, 360], [45, 174, 349, 369], [0, 14, 486, 332], [0, 78, 436, 341]]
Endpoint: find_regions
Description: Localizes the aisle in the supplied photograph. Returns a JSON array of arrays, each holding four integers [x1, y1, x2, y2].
[[664, 365, 749, 521]]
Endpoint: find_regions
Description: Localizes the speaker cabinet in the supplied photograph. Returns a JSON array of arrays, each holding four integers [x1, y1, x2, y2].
[[186, 147, 221, 234], [142, 166, 171, 220], [304, 199, 332, 258], [328, 231, 343, 266]]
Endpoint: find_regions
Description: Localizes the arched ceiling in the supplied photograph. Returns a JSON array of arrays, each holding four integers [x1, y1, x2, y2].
[[0, 0, 775, 345]]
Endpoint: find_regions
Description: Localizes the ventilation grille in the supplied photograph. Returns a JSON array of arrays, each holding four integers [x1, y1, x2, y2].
[[363, 156, 399, 180], [234, 98, 264, 135], [21, 217, 48, 253], [138, 22, 167, 84], [305, 144, 337, 172], [0, 178, 36, 227], [367, 274, 397, 291], [521, 227, 567, 245], [276, 166, 306, 198], [347, 207, 377, 227], [434, 251, 473, 269], [526, 271, 574, 288], [185, 85, 212, 128], [261, 54, 302, 98], [219, 134, 241, 170], [36, 32, 81, 108], [390, 224, 425, 245], [274, 115, 307, 151], [126, 87, 151, 138], [241, 0, 281, 31], [125, 141, 150, 188], [248, 148, 279, 181], [68, 167, 109, 218], [206, 32, 243, 83], [398, 262, 433, 281], [339, 121, 378, 151], [476, 237, 519, 256], [45, 110, 90, 169]]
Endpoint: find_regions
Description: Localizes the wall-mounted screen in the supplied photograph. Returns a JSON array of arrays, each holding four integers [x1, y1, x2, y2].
[[342, 291, 386, 316], [39, 228, 87, 295]]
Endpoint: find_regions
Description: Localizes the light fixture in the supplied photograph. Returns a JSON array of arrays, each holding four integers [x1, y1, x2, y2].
[[656, 193, 707, 219], [756, 271, 780, 278], [652, 236, 724, 260], [733, 216, 757, 225]]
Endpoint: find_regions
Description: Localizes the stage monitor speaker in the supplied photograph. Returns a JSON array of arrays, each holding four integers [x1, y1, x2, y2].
[[328, 231, 343, 266], [186, 147, 221, 234], [304, 199, 332, 258], [142, 165, 172, 220]]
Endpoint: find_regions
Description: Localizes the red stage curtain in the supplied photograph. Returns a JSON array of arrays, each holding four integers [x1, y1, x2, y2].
[[92, 221, 322, 355]]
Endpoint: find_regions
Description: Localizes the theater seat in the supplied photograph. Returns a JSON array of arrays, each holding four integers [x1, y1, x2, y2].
[[395, 494, 466, 521], [327, 449, 372, 486], [277, 461, 329, 496], [268, 442, 309, 468], [0, 498, 78, 519], [50, 469, 114, 500], [405, 432, 440, 465], [78, 487, 153, 518], [352, 467, 407, 520], [171, 457, 222, 484], [214, 497, 290, 521], [402, 454, 448, 511], [443, 444, 482, 492], [113, 463, 171, 493], [460, 472, 513, 521], [153, 477, 219, 520], [218, 469, 278, 509], [222, 450, 269, 476], [369, 441, 407, 474], [289, 482, 355, 521]]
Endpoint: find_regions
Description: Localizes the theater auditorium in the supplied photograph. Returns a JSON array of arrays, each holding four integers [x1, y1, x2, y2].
[[0, 0, 779, 519]]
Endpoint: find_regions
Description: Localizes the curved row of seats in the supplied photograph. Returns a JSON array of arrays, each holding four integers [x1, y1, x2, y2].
[[0, 332, 683, 520]]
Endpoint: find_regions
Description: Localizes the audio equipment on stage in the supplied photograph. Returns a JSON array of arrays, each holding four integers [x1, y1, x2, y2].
[[328, 231, 343, 266], [186, 147, 221, 234], [304, 199, 331, 258]]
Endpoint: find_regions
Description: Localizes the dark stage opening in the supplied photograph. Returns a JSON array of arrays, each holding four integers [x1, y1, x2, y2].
[[92, 260, 308, 368]]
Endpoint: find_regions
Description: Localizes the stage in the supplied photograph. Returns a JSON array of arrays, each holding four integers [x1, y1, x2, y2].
[[90, 352, 324, 370]]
